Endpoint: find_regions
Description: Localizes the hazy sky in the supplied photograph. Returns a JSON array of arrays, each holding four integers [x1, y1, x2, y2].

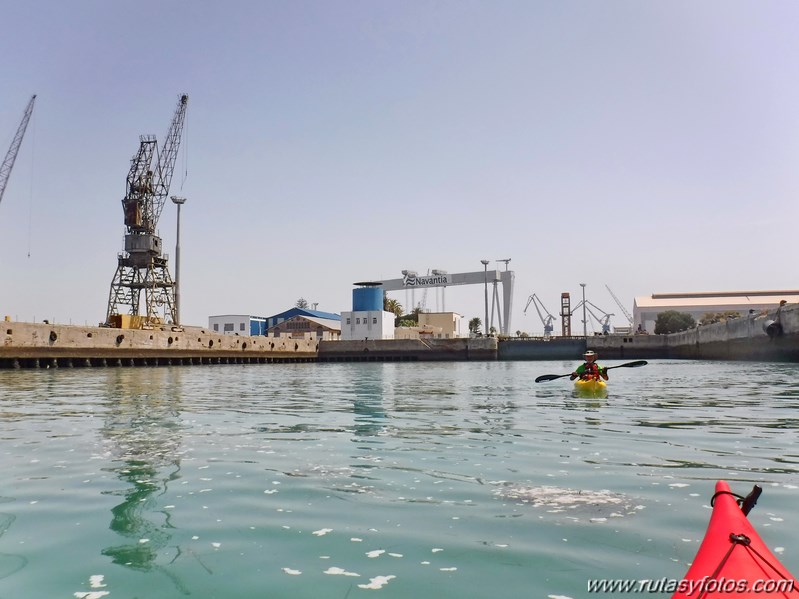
[[2, 1, 798, 335]]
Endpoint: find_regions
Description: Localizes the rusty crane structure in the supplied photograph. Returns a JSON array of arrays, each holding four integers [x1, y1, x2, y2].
[[105, 94, 188, 329]]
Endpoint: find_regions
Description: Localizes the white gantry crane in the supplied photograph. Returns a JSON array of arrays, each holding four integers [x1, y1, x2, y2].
[[524, 293, 557, 337], [605, 284, 633, 327], [0, 95, 36, 207]]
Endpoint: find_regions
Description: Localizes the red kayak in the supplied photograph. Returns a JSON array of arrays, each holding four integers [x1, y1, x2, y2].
[[673, 480, 799, 598]]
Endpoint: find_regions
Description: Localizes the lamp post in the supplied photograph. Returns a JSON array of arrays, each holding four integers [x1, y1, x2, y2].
[[580, 282, 587, 337], [171, 196, 186, 326], [481, 259, 490, 335]]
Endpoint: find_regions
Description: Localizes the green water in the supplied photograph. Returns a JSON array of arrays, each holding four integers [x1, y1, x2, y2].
[[1, 360, 798, 598]]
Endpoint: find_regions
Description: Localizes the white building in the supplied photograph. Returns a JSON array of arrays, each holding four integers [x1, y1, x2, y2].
[[340, 310, 396, 340], [208, 314, 267, 335]]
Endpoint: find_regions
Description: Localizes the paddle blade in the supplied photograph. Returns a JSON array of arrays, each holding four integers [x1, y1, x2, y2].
[[535, 373, 568, 383], [621, 360, 648, 368]]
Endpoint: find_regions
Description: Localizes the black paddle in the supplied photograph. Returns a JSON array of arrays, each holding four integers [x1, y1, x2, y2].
[[534, 360, 648, 383]]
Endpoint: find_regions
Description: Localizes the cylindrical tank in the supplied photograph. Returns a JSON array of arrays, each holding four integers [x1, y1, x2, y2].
[[353, 284, 383, 311]]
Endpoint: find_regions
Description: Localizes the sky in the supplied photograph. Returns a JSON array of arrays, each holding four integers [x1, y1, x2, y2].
[[1, 0, 798, 336]]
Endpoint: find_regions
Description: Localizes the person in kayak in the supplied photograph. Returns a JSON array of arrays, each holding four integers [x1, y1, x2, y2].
[[570, 350, 609, 381]]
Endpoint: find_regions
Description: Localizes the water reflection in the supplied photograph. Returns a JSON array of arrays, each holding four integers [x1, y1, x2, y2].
[[350, 364, 388, 438], [99, 368, 184, 579]]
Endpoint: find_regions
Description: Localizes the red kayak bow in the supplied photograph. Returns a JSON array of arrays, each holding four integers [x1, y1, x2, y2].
[[672, 480, 799, 598]]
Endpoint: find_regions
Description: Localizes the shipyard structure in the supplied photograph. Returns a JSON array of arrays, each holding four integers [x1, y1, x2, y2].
[[2, 301, 799, 368]]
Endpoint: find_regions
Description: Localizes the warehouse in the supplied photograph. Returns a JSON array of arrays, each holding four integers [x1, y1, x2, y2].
[[633, 290, 799, 333]]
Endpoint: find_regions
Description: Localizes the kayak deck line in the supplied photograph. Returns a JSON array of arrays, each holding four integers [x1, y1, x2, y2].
[[672, 480, 799, 598]]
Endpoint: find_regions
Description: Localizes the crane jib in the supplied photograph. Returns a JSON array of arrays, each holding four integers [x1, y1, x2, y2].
[[0, 94, 37, 206]]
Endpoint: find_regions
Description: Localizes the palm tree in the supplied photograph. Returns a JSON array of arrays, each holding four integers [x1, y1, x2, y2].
[[384, 297, 403, 318], [468, 317, 482, 336]]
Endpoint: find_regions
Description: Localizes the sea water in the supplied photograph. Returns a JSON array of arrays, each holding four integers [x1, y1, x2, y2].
[[1, 360, 798, 598]]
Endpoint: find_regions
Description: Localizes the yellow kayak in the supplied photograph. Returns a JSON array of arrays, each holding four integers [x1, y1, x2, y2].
[[574, 378, 608, 397]]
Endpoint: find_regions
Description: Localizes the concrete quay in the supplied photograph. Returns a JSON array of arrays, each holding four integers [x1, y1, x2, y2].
[[1, 303, 797, 368], [317, 337, 498, 362], [1, 321, 317, 369], [586, 303, 799, 362]]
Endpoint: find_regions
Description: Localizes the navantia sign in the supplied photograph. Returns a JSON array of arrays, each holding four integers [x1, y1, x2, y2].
[[402, 273, 450, 287]]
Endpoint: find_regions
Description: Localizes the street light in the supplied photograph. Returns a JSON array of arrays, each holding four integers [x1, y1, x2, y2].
[[171, 196, 186, 326], [481, 260, 490, 335], [580, 282, 587, 337]]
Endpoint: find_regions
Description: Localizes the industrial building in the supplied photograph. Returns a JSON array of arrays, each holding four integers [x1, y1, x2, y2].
[[395, 312, 464, 339], [341, 283, 395, 340], [209, 308, 341, 337], [266, 314, 341, 340], [633, 290, 799, 333], [208, 315, 268, 336], [263, 307, 340, 330]]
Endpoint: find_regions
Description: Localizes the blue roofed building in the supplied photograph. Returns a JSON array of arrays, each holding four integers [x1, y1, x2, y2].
[[265, 308, 340, 330]]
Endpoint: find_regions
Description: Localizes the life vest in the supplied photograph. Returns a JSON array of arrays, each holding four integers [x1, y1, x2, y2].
[[581, 361, 601, 380]]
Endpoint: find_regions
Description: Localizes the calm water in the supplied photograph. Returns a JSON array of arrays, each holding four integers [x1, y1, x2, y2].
[[1, 360, 799, 598]]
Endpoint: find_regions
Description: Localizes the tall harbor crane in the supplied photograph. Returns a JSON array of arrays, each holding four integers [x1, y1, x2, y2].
[[605, 284, 633, 327], [0, 95, 36, 207], [524, 293, 556, 337], [105, 94, 188, 328]]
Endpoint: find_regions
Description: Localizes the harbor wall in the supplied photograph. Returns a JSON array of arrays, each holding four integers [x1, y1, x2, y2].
[[586, 305, 799, 361], [499, 337, 586, 360], [2, 304, 798, 367], [1, 321, 317, 368], [318, 337, 497, 362]]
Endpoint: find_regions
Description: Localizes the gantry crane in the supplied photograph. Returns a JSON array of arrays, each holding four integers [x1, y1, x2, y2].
[[523, 293, 556, 337], [0, 95, 36, 207], [105, 94, 188, 328]]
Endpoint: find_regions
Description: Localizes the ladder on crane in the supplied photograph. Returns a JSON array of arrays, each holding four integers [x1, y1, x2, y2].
[[0, 95, 36, 207]]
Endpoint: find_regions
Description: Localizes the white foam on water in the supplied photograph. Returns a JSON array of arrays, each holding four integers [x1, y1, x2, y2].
[[366, 549, 385, 558], [312, 528, 333, 536], [324, 567, 360, 577], [439, 567, 457, 572], [89, 576, 106, 588], [358, 574, 396, 589], [282, 567, 302, 575]]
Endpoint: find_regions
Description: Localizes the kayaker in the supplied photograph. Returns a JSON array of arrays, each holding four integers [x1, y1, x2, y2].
[[570, 350, 609, 381]]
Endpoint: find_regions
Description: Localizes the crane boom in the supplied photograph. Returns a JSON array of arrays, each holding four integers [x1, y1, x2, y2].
[[0, 95, 36, 206], [152, 94, 188, 226], [605, 284, 633, 325], [523, 293, 556, 336]]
